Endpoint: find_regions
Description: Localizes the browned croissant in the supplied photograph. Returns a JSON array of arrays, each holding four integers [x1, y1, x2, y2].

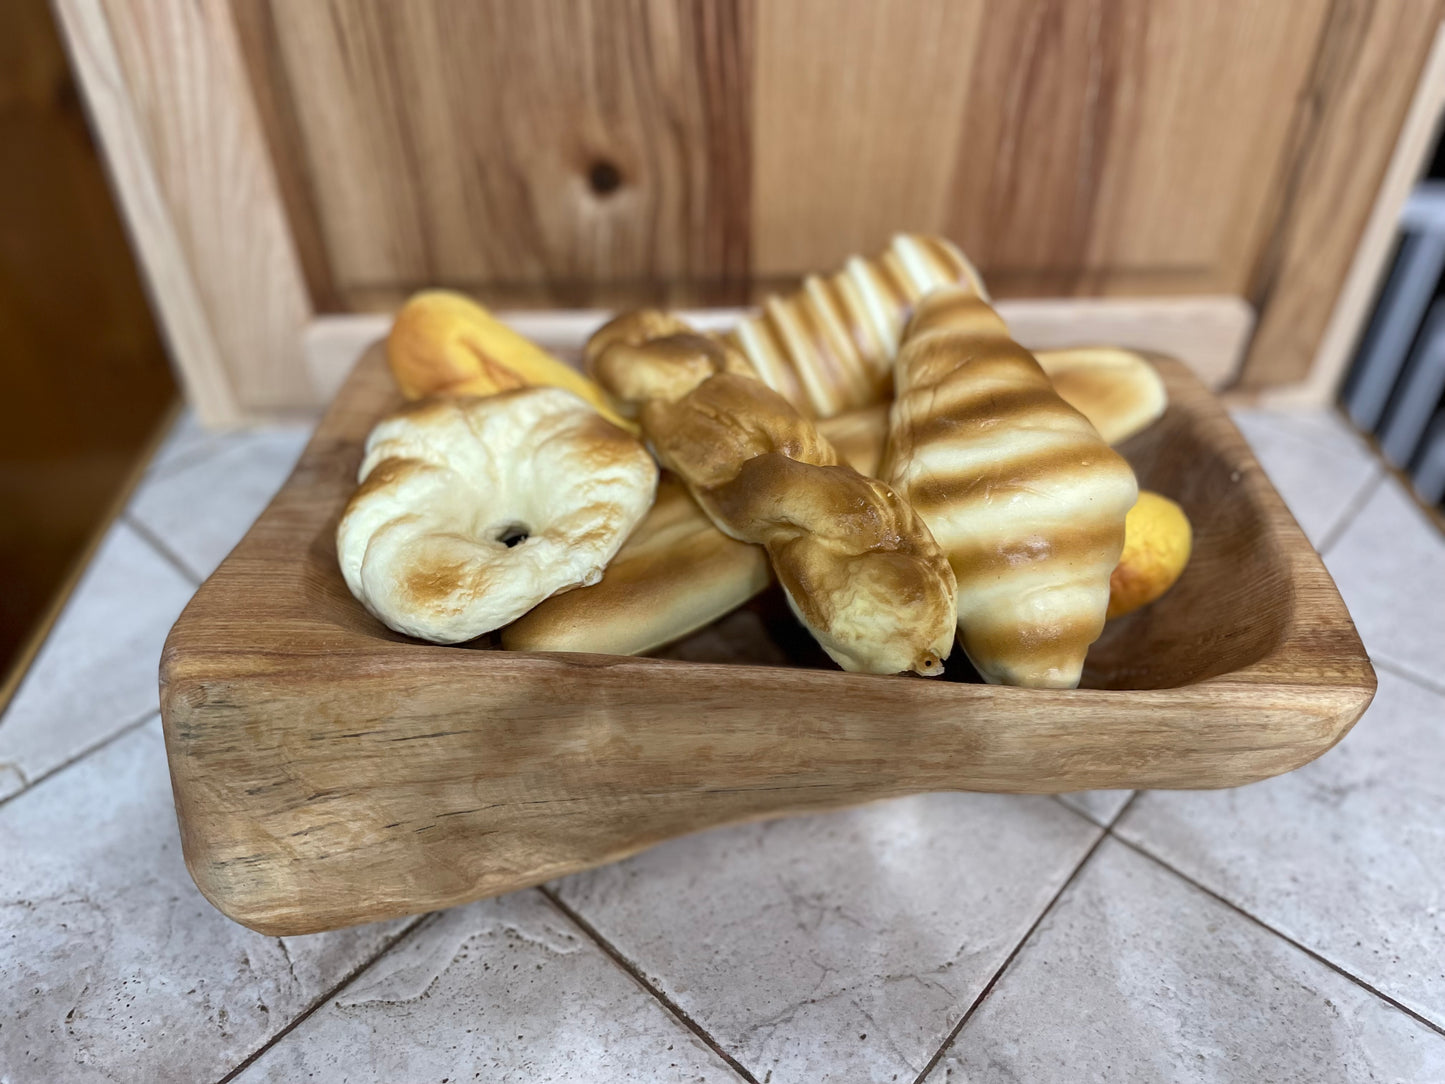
[[883, 288, 1139, 687], [585, 312, 957, 676]]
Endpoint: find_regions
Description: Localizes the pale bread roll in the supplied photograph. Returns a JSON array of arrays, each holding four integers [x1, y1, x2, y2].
[[338, 388, 656, 643]]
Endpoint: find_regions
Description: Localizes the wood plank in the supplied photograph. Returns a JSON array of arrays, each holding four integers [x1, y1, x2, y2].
[[1262, 20, 1445, 406], [945, 0, 1328, 293], [259, 0, 752, 297], [1239, 0, 1445, 391], [0, 0, 176, 700], [161, 341, 1373, 935], [51, 0, 240, 424], [750, 0, 984, 277], [302, 296, 1253, 403], [95, 0, 314, 413]]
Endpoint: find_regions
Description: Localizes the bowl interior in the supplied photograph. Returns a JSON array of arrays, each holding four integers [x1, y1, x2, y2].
[[296, 356, 1289, 692]]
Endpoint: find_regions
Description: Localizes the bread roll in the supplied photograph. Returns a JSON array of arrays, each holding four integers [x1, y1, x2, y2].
[[883, 288, 1138, 688]]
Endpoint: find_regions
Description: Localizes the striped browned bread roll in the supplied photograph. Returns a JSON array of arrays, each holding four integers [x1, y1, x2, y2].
[[882, 287, 1139, 688], [723, 234, 987, 418]]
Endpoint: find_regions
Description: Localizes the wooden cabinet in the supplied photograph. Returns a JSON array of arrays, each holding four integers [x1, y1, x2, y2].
[[55, 0, 1445, 422]]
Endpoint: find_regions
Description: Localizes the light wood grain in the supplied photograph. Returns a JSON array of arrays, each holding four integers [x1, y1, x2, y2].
[[302, 295, 1253, 404], [946, 0, 1328, 296], [98, 0, 314, 413], [51, 0, 240, 424], [161, 333, 1373, 935], [1239, 0, 1445, 391], [750, 0, 984, 276], [253, 0, 752, 297], [1263, 20, 1445, 407]]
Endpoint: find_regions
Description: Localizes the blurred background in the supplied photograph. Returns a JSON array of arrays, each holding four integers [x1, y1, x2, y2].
[[4, 0, 1445, 700]]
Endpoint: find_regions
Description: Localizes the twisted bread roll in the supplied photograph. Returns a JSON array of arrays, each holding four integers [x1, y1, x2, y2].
[[587, 312, 956, 676], [883, 288, 1138, 688], [500, 405, 888, 656], [723, 234, 987, 418]]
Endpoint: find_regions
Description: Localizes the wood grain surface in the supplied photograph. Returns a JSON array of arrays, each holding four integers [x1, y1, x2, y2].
[[64, 2, 1443, 414], [160, 339, 1374, 935]]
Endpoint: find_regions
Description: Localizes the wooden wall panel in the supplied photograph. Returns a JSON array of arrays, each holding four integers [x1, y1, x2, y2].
[[254, 0, 752, 300], [750, 0, 984, 276], [1240, 0, 1445, 390], [945, 0, 1328, 294], [91, 0, 314, 412]]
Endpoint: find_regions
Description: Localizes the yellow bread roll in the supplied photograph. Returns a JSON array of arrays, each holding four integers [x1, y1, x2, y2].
[[1108, 491, 1193, 619], [587, 311, 957, 676], [883, 287, 1139, 688], [387, 290, 636, 432], [722, 234, 988, 418]]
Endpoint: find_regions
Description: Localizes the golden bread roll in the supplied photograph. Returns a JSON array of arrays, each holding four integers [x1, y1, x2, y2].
[[337, 388, 656, 643], [883, 288, 1138, 688], [500, 406, 888, 656], [587, 311, 957, 676], [387, 290, 636, 431], [723, 234, 987, 418], [1108, 491, 1193, 619], [1033, 347, 1167, 446]]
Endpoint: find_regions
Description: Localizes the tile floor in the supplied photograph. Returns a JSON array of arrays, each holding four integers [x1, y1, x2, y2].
[[2, 404, 1443, 1083]]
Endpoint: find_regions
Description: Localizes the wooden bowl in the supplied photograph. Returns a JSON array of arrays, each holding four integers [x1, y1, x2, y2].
[[160, 344, 1375, 935]]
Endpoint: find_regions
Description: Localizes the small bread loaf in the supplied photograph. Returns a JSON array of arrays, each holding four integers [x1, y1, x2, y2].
[[1033, 347, 1167, 445], [587, 312, 957, 676], [337, 388, 656, 643], [883, 288, 1138, 688]]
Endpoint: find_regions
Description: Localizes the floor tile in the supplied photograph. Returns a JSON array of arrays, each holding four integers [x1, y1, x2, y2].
[[1228, 407, 1381, 547], [553, 794, 1100, 1084], [934, 839, 1445, 1083], [0, 521, 195, 802], [232, 892, 742, 1084], [1056, 790, 1133, 826], [1325, 476, 1445, 686], [127, 424, 311, 581], [0, 720, 409, 1084], [144, 409, 228, 478], [1116, 669, 1445, 1027]]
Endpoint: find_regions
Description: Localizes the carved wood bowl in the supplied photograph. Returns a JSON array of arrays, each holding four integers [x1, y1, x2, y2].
[[160, 343, 1375, 935]]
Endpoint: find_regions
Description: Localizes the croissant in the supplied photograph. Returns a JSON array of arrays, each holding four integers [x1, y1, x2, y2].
[[587, 312, 957, 676], [722, 234, 986, 418], [882, 287, 1138, 688]]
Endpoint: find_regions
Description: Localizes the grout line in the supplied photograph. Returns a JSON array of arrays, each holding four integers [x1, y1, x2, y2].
[[0, 708, 159, 812], [1372, 656, 1445, 699], [1106, 834, 1445, 1040], [214, 913, 436, 1084], [911, 824, 1113, 1083], [1316, 468, 1386, 556], [537, 886, 760, 1084], [1050, 790, 1138, 829], [121, 512, 204, 585]]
